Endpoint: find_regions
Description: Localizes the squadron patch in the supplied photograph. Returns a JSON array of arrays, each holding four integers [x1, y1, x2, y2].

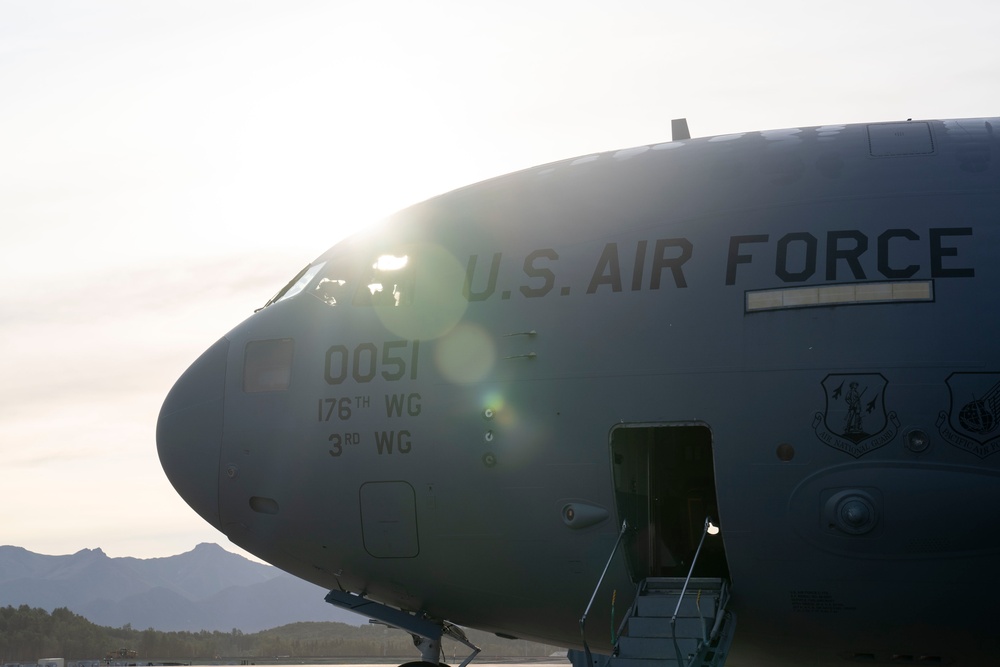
[[937, 373, 1000, 458], [813, 373, 898, 457]]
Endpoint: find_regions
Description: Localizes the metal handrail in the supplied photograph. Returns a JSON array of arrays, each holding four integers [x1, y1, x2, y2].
[[707, 579, 730, 641], [579, 519, 629, 667], [670, 516, 716, 667]]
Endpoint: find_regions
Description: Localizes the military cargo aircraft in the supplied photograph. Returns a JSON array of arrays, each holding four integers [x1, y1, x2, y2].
[[157, 117, 1000, 666]]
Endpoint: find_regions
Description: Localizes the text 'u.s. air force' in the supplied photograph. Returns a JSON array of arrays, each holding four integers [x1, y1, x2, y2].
[[463, 227, 973, 301]]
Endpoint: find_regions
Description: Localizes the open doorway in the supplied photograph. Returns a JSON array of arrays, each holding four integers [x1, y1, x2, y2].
[[611, 423, 729, 582]]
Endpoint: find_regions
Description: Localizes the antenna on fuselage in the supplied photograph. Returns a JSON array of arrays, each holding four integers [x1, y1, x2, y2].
[[671, 118, 691, 141]]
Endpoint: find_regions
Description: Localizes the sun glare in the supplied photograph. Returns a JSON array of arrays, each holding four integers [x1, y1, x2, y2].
[[374, 254, 409, 271]]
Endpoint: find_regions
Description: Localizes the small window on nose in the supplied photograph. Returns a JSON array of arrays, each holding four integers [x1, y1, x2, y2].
[[243, 338, 294, 392]]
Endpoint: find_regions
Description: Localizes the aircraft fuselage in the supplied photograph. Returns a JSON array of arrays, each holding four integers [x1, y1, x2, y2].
[[158, 118, 1000, 665]]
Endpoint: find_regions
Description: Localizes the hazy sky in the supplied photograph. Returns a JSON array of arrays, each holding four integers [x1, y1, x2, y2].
[[3, 0, 999, 560]]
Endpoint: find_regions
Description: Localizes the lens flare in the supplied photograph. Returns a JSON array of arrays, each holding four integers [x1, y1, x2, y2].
[[434, 323, 496, 384], [375, 243, 467, 340]]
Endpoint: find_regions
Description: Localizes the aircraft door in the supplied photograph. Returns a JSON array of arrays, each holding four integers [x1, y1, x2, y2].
[[611, 423, 729, 582]]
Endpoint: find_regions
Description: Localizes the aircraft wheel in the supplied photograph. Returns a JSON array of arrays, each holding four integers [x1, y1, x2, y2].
[[398, 662, 450, 667]]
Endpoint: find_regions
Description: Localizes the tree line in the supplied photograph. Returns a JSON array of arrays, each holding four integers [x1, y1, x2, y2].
[[0, 605, 561, 663]]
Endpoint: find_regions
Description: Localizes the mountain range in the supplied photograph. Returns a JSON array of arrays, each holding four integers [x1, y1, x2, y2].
[[0, 543, 364, 632]]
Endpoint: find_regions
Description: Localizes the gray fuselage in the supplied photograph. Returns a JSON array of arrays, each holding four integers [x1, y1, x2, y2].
[[158, 118, 1000, 665]]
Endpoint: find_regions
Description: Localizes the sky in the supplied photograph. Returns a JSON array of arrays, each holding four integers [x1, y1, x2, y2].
[[2, 0, 999, 561]]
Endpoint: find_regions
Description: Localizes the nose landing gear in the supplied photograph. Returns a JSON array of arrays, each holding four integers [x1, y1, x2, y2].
[[402, 624, 480, 667], [325, 589, 481, 667]]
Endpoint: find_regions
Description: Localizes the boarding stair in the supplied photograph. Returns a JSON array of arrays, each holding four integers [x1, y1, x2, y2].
[[576, 519, 736, 667], [610, 576, 735, 667]]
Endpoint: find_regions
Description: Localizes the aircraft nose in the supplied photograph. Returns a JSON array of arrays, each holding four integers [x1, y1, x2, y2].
[[156, 337, 229, 530]]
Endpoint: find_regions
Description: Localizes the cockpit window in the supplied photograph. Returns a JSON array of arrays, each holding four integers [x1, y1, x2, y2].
[[290, 252, 414, 309], [353, 254, 413, 307], [312, 275, 351, 306], [305, 257, 355, 306], [260, 262, 326, 310]]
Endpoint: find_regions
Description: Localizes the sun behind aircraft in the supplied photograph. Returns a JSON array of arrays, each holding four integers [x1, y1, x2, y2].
[[158, 117, 1000, 667]]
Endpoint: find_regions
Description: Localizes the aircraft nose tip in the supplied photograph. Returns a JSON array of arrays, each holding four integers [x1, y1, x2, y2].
[[156, 337, 229, 530]]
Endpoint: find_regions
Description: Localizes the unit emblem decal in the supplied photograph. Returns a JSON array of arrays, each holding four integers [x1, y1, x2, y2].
[[813, 373, 898, 457], [937, 373, 1000, 458]]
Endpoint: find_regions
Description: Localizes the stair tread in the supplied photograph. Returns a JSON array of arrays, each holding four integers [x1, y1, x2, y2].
[[611, 579, 736, 667], [611, 658, 685, 667], [636, 595, 717, 617], [618, 636, 705, 653], [643, 578, 724, 595], [627, 616, 707, 637]]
